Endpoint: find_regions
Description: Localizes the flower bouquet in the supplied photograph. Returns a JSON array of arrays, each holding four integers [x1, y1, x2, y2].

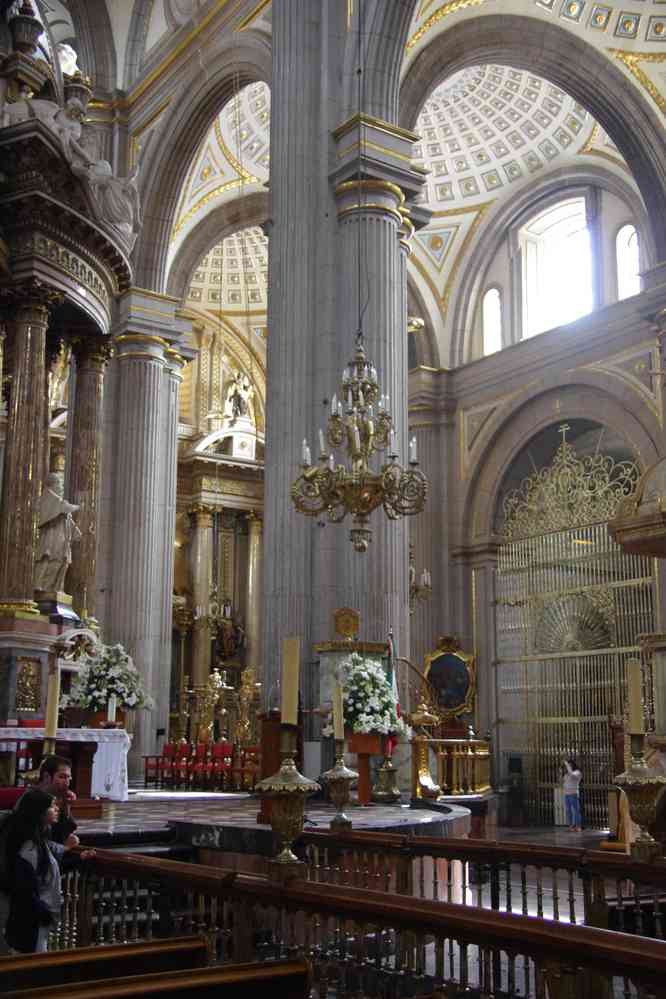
[[60, 642, 154, 715], [338, 651, 407, 737]]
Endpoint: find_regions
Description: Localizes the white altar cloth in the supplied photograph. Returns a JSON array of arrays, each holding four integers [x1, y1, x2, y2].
[[0, 727, 131, 802]]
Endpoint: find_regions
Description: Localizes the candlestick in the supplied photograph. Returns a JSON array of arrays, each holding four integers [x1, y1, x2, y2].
[[626, 658, 645, 734], [281, 636, 300, 726], [347, 388, 353, 411], [333, 685, 345, 742], [44, 653, 60, 748], [107, 694, 117, 723]]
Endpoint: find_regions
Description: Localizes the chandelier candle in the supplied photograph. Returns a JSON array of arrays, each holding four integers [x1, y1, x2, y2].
[[626, 657, 645, 734], [281, 636, 300, 726]]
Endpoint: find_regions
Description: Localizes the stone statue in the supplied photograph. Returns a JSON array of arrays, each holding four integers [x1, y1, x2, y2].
[[224, 371, 254, 422], [34, 473, 81, 594], [73, 158, 143, 249]]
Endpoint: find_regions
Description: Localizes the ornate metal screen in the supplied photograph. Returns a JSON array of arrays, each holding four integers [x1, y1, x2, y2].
[[495, 429, 654, 827]]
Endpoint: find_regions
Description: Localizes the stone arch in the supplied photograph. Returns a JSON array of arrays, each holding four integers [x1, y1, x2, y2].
[[123, 0, 153, 90], [134, 33, 270, 292], [399, 15, 666, 261], [68, 0, 117, 95], [166, 191, 269, 302], [342, 0, 418, 121], [449, 164, 652, 367], [460, 376, 660, 548]]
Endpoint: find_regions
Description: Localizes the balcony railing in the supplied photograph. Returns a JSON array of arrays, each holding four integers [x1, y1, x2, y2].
[[48, 849, 666, 998]]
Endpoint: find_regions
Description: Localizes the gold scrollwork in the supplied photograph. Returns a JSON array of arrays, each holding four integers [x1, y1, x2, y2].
[[15, 657, 41, 712]]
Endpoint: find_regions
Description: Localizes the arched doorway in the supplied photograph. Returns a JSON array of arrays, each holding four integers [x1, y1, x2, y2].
[[494, 420, 654, 827]]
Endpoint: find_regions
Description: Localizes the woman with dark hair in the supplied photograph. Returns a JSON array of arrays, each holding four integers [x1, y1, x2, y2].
[[562, 757, 583, 832], [2, 789, 92, 953]]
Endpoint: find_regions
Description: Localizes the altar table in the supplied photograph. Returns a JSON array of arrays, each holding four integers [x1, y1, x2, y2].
[[0, 727, 131, 801]]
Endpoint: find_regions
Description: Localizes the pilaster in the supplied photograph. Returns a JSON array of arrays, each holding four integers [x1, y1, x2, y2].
[[245, 511, 263, 679], [189, 503, 214, 687]]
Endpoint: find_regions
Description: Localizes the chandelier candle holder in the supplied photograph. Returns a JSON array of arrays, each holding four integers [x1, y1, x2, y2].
[[322, 739, 358, 831], [409, 542, 432, 614], [291, 334, 428, 552], [254, 725, 320, 881]]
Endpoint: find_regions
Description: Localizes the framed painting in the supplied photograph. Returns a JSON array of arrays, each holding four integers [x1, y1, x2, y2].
[[424, 635, 476, 719]]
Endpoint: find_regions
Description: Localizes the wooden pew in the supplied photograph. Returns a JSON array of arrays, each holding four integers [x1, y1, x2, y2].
[[3, 958, 310, 999], [0, 935, 208, 993]]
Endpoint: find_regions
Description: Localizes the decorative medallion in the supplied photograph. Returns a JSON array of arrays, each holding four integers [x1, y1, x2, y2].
[[334, 607, 360, 640]]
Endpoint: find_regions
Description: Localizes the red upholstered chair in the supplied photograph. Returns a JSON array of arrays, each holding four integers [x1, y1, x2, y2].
[[144, 743, 173, 788], [207, 740, 233, 790], [172, 740, 192, 788], [0, 786, 24, 810], [189, 742, 210, 789], [156, 742, 176, 788]]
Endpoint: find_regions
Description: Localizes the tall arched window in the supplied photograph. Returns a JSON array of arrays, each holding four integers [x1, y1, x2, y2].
[[482, 287, 502, 356], [520, 197, 593, 338], [616, 224, 640, 300]]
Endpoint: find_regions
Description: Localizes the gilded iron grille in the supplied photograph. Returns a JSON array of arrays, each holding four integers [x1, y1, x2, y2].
[[495, 433, 653, 828]]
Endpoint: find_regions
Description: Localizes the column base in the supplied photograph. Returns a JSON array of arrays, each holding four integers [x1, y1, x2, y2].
[[34, 590, 80, 624]]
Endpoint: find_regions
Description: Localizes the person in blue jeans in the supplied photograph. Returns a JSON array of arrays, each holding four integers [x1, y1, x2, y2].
[[562, 757, 582, 831]]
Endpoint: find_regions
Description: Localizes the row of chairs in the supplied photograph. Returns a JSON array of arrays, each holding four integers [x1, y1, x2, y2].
[[143, 739, 260, 791]]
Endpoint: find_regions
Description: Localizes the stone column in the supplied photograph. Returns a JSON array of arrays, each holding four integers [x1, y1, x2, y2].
[[109, 332, 168, 760], [0, 294, 51, 613], [189, 504, 214, 687], [245, 511, 263, 677], [330, 179, 409, 656], [262, 0, 332, 706], [156, 348, 185, 734], [66, 338, 112, 618]]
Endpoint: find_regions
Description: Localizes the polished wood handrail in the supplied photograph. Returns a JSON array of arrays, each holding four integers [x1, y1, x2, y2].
[[72, 850, 666, 981], [3, 959, 310, 999], [0, 936, 209, 989], [299, 829, 666, 885]]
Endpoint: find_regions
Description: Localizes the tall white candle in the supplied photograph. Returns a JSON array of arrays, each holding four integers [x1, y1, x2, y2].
[[107, 694, 117, 724], [409, 436, 418, 463], [281, 636, 300, 726], [331, 393, 337, 416], [302, 438, 309, 464], [319, 428, 326, 455], [626, 658, 645, 733]]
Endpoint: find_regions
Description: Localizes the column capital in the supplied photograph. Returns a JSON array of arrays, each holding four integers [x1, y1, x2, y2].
[[71, 335, 114, 369], [114, 331, 168, 364], [165, 347, 186, 382], [2, 279, 64, 315], [247, 509, 263, 532], [189, 503, 215, 528], [334, 178, 404, 226]]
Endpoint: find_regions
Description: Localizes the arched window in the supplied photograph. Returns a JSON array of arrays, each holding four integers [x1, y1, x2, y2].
[[482, 287, 502, 356], [616, 224, 640, 300], [520, 197, 593, 338]]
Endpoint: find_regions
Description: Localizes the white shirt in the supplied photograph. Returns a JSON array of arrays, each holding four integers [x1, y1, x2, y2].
[[563, 766, 582, 795]]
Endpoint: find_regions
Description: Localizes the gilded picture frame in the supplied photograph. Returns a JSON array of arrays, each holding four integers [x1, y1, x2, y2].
[[423, 635, 476, 720]]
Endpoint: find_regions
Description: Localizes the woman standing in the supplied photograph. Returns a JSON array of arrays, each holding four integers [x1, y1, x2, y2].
[[562, 757, 583, 832], [2, 790, 88, 953]]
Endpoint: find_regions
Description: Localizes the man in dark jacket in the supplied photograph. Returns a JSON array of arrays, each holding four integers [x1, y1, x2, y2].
[[30, 756, 78, 845]]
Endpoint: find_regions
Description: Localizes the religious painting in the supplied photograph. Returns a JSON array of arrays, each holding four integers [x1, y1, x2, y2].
[[424, 635, 476, 719]]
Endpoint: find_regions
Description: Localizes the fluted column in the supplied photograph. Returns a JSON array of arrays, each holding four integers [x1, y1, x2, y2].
[[157, 348, 184, 733], [66, 338, 112, 618], [0, 295, 51, 613], [262, 0, 334, 706], [109, 332, 168, 760], [326, 179, 409, 656], [189, 504, 214, 687], [245, 511, 263, 677]]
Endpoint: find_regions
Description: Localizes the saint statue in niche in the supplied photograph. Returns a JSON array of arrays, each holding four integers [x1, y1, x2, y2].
[[224, 370, 254, 422], [34, 474, 81, 594]]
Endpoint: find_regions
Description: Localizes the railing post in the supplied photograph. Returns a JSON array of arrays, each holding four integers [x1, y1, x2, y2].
[[490, 863, 501, 911]]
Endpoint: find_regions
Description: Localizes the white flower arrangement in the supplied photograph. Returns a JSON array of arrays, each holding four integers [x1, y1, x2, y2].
[[60, 643, 154, 711], [337, 652, 407, 736]]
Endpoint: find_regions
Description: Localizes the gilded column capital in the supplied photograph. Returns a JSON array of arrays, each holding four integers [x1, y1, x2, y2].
[[165, 347, 186, 382], [71, 336, 114, 369], [114, 331, 168, 364], [334, 178, 404, 226], [399, 208, 415, 256], [2, 279, 64, 316], [189, 503, 215, 528], [247, 509, 263, 533]]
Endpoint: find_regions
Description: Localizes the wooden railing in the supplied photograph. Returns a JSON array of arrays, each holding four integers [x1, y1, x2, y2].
[[300, 829, 666, 936], [50, 850, 666, 997]]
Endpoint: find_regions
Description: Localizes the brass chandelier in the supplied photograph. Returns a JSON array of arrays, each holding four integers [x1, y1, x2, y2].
[[290, 332, 427, 552]]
